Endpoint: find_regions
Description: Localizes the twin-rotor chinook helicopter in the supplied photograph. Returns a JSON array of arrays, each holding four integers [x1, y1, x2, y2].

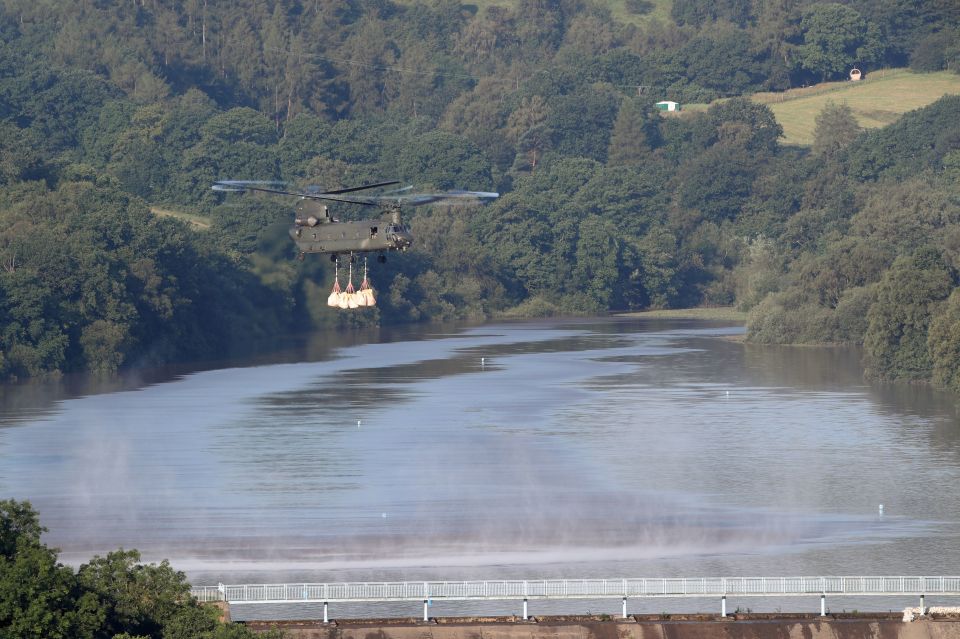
[[211, 179, 498, 264]]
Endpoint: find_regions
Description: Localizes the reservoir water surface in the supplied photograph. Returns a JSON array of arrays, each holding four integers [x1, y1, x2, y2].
[[2, 317, 959, 615]]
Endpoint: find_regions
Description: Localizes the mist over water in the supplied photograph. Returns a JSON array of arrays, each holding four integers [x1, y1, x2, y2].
[[2, 317, 960, 614]]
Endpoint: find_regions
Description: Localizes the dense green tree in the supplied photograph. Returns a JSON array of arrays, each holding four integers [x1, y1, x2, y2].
[[929, 289, 960, 393], [850, 0, 960, 66], [439, 77, 514, 172], [794, 3, 884, 81], [546, 83, 621, 161], [0, 269, 70, 380], [679, 28, 767, 96], [751, 0, 801, 85], [558, 13, 619, 58], [107, 104, 169, 200], [796, 237, 893, 308], [0, 500, 276, 639], [386, 129, 493, 188], [707, 98, 782, 153], [572, 216, 621, 309], [343, 17, 396, 113], [846, 94, 960, 181], [637, 225, 682, 308], [675, 144, 756, 223], [0, 499, 43, 558], [178, 107, 280, 208], [863, 248, 955, 381], [849, 175, 960, 252], [0, 500, 101, 639], [671, 0, 753, 27], [910, 29, 960, 71], [733, 235, 782, 311], [77, 550, 190, 638], [573, 163, 668, 236], [278, 111, 334, 178], [812, 100, 862, 159], [606, 98, 656, 166]]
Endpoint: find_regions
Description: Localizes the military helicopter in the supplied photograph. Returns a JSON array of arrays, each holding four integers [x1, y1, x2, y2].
[[212, 179, 498, 263]]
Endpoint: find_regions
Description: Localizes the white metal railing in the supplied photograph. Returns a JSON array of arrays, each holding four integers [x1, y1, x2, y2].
[[190, 576, 960, 605]]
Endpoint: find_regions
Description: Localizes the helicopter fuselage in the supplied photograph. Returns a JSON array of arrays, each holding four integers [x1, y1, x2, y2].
[[289, 205, 413, 256], [211, 179, 496, 260]]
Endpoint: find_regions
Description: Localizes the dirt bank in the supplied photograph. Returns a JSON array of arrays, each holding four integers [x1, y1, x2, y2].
[[244, 613, 960, 639]]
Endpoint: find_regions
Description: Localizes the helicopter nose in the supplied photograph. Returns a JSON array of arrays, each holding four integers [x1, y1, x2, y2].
[[398, 231, 413, 248]]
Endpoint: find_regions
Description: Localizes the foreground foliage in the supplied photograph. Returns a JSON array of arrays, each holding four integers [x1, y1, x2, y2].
[[0, 499, 279, 639]]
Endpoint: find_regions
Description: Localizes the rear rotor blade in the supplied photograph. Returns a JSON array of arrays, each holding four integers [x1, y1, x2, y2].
[[368, 190, 500, 206]]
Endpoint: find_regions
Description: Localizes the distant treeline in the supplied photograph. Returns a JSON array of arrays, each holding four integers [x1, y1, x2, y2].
[[0, 0, 959, 389]]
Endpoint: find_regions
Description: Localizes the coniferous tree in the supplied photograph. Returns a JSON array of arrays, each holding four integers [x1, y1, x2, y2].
[[606, 98, 654, 166]]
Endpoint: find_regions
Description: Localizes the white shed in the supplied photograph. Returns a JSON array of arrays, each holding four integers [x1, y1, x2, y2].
[[656, 100, 680, 112]]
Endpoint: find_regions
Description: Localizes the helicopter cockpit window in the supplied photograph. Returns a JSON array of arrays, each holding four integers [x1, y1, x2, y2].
[[370, 226, 378, 238]]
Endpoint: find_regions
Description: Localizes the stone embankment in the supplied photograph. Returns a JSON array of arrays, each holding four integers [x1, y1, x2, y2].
[[243, 612, 960, 639]]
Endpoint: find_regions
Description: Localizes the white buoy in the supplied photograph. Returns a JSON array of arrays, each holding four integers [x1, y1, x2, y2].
[[481, 357, 485, 368], [357, 419, 362, 428], [725, 390, 730, 398], [382, 512, 387, 518], [879, 504, 884, 516]]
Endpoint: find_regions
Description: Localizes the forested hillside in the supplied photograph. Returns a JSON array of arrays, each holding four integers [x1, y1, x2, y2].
[[0, 0, 958, 386]]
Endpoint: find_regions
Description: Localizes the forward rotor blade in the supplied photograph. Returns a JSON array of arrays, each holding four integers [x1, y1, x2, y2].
[[212, 181, 498, 208], [211, 180, 288, 193], [322, 180, 402, 195], [212, 180, 380, 205]]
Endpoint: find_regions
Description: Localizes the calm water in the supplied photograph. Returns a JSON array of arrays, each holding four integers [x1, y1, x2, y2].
[[2, 317, 960, 616]]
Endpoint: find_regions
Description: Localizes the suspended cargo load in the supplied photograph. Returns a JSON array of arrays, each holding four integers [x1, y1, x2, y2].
[[359, 259, 376, 306], [345, 281, 359, 309], [355, 284, 370, 307], [361, 286, 376, 307], [327, 255, 377, 310], [328, 278, 342, 307]]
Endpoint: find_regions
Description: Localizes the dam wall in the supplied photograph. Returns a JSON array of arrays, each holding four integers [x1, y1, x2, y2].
[[243, 613, 960, 639]]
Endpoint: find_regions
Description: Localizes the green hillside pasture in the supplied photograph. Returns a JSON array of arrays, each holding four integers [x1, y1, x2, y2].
[[753, 70, 960, 145], [150, 207, 210, 230]]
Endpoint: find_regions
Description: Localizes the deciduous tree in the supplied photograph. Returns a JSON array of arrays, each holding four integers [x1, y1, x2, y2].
[[812, 100, 862, 158]]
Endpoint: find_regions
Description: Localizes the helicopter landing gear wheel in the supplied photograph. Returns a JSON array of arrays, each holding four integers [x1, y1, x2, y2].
[[377, 253, 387, 264]]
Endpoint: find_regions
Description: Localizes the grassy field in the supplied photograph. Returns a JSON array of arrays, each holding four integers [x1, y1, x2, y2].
[[150, 207, 210, 229], [678, 70, 960, 145], [618, 306, 746, 321], [756, 69, 960, 145]]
